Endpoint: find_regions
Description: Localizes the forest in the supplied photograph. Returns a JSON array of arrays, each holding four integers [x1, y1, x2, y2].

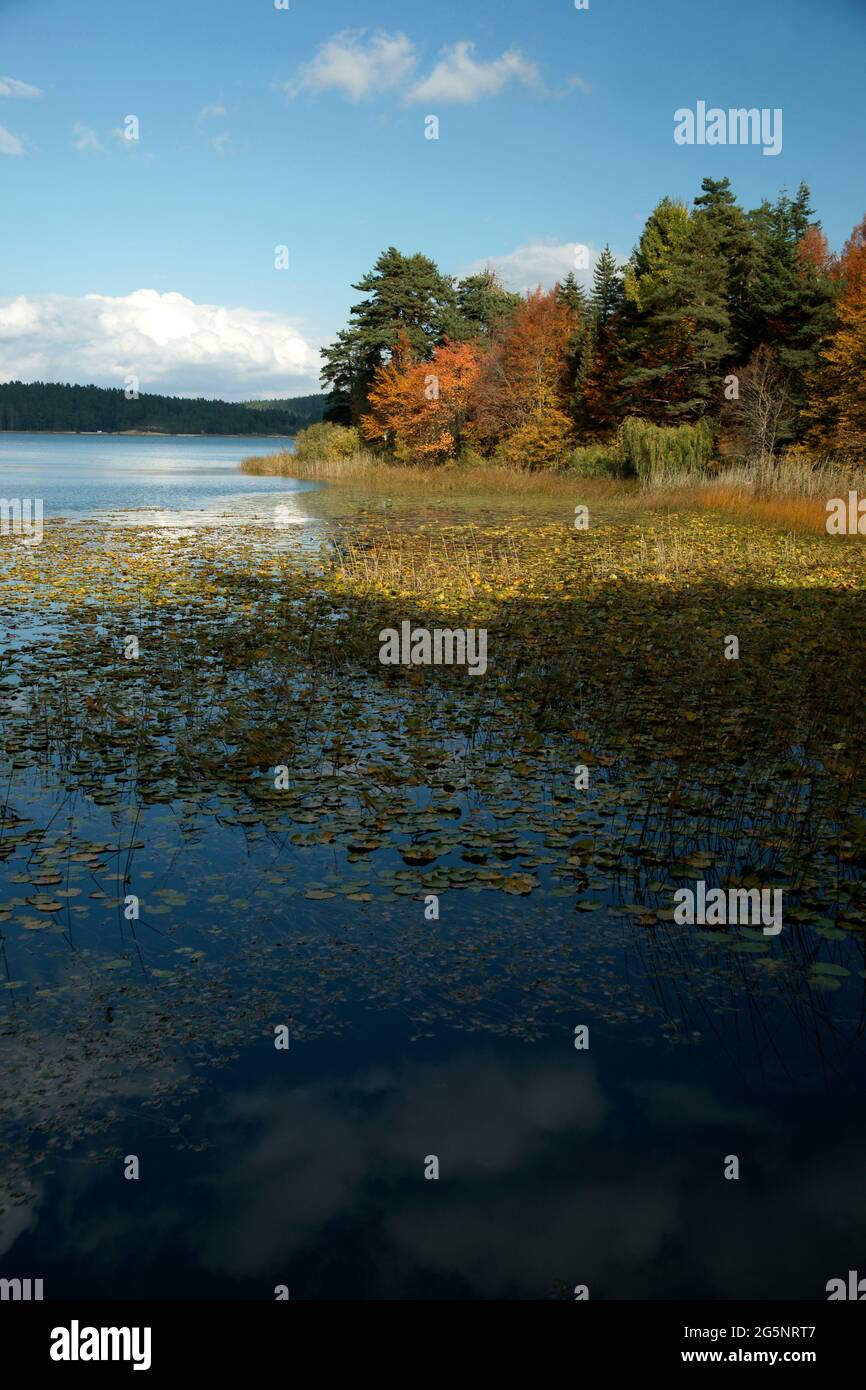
[[0, 381, 327, 435], [316, 177, 865, 474]]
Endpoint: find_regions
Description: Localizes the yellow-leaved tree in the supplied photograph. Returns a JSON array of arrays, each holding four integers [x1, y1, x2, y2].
[[806, 215, 866, 460]]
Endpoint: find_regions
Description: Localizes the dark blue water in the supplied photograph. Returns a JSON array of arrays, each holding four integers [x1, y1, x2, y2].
[[1, 437, 865, 1302]]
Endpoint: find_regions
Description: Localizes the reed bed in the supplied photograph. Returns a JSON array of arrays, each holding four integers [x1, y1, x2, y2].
[[242, 443, 866, 536], [242, 448, 625, 499]]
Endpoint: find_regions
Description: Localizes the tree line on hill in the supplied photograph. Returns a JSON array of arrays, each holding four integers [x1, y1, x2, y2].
[[318, 177, 866, 469], [0, 382, 327, 435]]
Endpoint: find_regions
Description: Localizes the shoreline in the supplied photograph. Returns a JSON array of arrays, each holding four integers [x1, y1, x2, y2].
[[0, 429, 298, 439]]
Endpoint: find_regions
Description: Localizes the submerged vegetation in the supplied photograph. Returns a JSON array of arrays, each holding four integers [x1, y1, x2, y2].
[[3, 491, 866, 1098], [3, 461, 866, 1301]]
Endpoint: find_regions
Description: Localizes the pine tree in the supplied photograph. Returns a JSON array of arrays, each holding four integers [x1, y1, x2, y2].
[[693, 176, 753, 361], [556, 271, 588, 317], [556, 272, 593, 422], [591, 245, 624, 330], [454, 269, 520, 339], [321, 248, 458, 423], [577, 247, 626, 437], [622, 213, 732, 421], [742, 184, 836, 438], [622, 199, 691, 312], [320, 329, 366, 425]]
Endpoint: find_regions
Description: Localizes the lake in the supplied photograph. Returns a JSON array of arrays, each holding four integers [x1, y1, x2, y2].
[[0, 432, 305, 524], [1, 433, 865, 1302]]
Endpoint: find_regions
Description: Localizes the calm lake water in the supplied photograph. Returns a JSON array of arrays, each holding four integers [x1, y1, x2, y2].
[[1, 433, 865, 1301], [0, 432, 305, 524]]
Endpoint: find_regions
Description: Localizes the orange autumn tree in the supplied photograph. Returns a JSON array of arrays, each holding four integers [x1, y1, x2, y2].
[[360, 334, 482, 464], [471, 288, 576, 468], [797, 224, 835, 277], [806, 215, 866, 460]]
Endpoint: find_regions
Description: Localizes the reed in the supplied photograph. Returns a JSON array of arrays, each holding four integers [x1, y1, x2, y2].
[[241, 448, 625, 498]]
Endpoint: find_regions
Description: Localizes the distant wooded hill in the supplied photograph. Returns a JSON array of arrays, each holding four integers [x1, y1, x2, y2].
[[0, 381, 327, 434]]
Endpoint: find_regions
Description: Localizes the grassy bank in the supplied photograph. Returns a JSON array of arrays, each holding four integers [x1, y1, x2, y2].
[[242, 445, 866, 534], [241, 447, 625, 499]]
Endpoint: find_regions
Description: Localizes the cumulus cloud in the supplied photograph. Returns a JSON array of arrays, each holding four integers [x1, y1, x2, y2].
[[282, 29, 417, 101], [0, 289, 322, 398], [0, 124, 23, 155], [282, 32, 548, 106], [407, 42, 541, 104], [0, 75, 42, 99], [196, 1052, 607, 1282], [72, 121, 103, 153], [464, 241, 603, 292]]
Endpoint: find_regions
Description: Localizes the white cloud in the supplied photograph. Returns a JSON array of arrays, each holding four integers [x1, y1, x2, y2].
[[197, 102, 227, 122], [0, 75, 42, 99], [407, 42, 541, 104], [284, 29, 416, 102], [72, 122, 103, 153], [464, 241, 603, 293], [0, 290, 322, 398], [0, 124, 23, 156], [210, 132, 232, 156]]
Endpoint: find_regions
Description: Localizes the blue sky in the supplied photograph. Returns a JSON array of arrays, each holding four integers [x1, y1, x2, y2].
[[1, 0, 864, 397]]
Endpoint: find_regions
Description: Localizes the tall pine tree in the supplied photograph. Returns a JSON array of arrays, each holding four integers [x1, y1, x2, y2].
[[321, 248, 459, 423], [556, 272, 593, 423], [454, 269, 520, 340], [622, 212, 732, 421], [693, 176, 753, 362], [742, 184, 836, 438]]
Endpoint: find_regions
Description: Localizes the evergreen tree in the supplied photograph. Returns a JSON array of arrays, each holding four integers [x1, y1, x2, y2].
[[622, 199, 691, 311], [321, 248, 459, 424], [0, 381, 320, 434], [556, 271, 588, 317], [578, 248, 627, 436], [741, 184, 836, 437], [320, 330, 366, 425], [556, 272, 593, 421], [454, 269, 520, 339], [622, 213, 732, 421], [692, 175, 753, 361], [591, 245, 625, 330]]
